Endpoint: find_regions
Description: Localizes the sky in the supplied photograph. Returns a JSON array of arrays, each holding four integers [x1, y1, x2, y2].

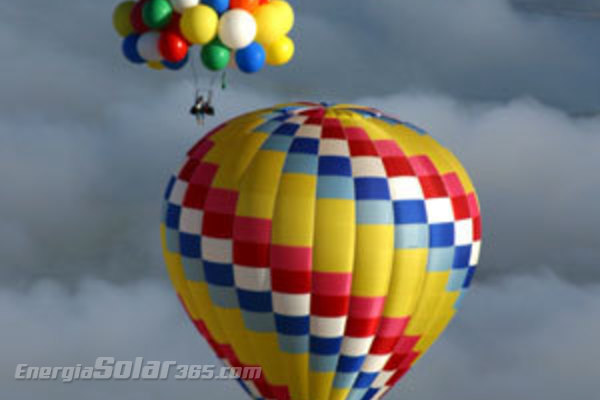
[[1, 0, 599, 399]]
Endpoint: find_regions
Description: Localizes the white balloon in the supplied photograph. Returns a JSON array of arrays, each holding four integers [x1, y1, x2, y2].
[[137, 32, 162, 62], [170, 0, 199, 13], [218, 10, 257, 50]]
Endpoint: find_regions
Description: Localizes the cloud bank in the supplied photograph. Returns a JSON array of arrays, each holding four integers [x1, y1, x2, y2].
[[2, 276, 599, 400]]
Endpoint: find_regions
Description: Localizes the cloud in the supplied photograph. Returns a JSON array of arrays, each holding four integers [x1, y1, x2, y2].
[[396, 275, 600, 400], [2, 276, 599, 399], [513, 0, 600, 15], [281, 0, 600, 111], [0, 279, 241, 400]]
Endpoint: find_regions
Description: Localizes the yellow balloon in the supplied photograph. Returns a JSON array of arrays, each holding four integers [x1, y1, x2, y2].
[[266, 36, 294, 66], [180, 5, 219, 45], [270, 0, 294, 34], [147, 61, 165, 70], [254, 2, 293, 46], [112, 1, 135, 37]]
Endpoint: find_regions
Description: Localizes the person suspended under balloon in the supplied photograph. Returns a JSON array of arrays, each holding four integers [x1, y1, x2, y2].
[[189, 91, 215, 125]]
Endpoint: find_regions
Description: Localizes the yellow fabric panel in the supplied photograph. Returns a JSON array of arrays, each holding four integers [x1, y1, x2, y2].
[[404, 271, 451, 336], [312, 199, 356, 273], [309, 371, 335, 400], [391, 123, 425, 139], [422, 270, 452, 294], [211, 308, 258, 366], [351, 225, 395, 297], [236, 150, 287, 219], [246, 333, 288, 385], [185, 281, 227, 344], [386, 129, 432, 157], [271, 173, 317, 247], [211, 132, 269, 189], [414, 310, 456, 355], [283, 353, 309, 400], [202, 124, 244, 159], [382, 248, 428, 317], [413, 292, 460, 354], [406, 299, 437, 335], [428, 307, 457, 341], [324, 108, 355, 122], [329, 387, 351, 400]]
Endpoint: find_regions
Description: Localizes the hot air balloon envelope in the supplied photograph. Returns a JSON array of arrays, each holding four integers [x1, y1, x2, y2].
[[161, 102, 482, 400]]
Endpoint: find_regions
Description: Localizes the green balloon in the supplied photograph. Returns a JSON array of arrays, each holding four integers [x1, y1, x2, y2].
[[142, 0, 173, 30], [201, 40, 231, 71]]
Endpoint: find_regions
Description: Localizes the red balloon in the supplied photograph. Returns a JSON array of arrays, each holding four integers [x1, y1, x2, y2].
[[165, 12, 184, 38], [130, 0, 150, 33], [259, 0, 269, 4], [159, 31, 189, 63]]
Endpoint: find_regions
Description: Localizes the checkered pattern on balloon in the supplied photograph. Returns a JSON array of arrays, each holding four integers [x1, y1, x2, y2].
[[160, 102, 482, 400]]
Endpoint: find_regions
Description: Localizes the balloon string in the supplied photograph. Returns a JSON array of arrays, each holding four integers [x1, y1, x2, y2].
[[221, 71, 227, 90], [190, 46, 201, 97]]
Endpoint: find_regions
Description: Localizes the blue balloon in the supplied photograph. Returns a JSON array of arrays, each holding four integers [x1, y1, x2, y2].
[[163, 54, 189, 70], [122, 34, 145, 64], [235, 42, 266, 74], [203, 0, 229, 14]]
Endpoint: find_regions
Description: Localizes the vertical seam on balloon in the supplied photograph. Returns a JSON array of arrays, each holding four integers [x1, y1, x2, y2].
[[306, 108, 349, 400], [322, 110, 358, 400], [326, 113, 386, 399], [228, 111, 291, 399], [305, 112, 326, 400], [267, 107, 319, 400], [349, 118, 419, 400], [230, 109, 308, 400], [359, 125, 432, 395], [198, 114, 278, 399], [336, 116, 398, 398], [355, 122, 429, 397]]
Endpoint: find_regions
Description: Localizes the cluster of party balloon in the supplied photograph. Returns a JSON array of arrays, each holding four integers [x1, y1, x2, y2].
[[113, 0, 295, 73]]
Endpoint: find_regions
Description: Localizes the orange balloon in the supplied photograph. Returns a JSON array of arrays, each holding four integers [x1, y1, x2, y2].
[[230, 0, 259, 12]]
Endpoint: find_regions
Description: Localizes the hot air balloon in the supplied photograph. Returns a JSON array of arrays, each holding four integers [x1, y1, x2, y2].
[[160, 102, 482, 400]]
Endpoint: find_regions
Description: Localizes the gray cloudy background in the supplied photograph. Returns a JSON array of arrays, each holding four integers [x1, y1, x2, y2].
[[1, 0, 599, 399]]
